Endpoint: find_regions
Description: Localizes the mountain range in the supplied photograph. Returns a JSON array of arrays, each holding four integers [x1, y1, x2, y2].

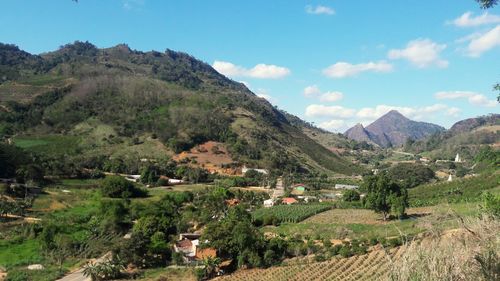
[[0, 41, 362, 176], [344, 110, 445, 148]]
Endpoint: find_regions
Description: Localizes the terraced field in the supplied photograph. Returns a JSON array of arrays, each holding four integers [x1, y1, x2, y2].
[[215, 246, 406, 281]]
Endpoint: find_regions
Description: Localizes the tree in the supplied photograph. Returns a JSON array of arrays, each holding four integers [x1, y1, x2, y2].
[[202, 205, 265, 268], [100, 176, 147, 198], [388, 163, 435, 188], [476, 0, 498, 8], [201, 256, 222, 279], [363, 173, 408, 220], [495, 83, 499, 103]]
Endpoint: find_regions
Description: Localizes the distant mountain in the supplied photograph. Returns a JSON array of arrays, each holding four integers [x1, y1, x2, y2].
[[405, 114, 499, 160], [344, 124, 374, 145], [448, 114, 500, 136], [344, 110, 445, 147], [0, 41, 363, 176]]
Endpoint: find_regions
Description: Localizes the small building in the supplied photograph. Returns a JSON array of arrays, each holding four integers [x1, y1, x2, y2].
[[242, 166, 269, 175], [454, 154, 462, 163], [420, 157, 431, 163], [448, 174, 453, 182], [263, 199, 275, 208], [174, 233, 217, 262], [282, 197, 298, 205], [291, 184, 307, 195], [195, 247, 217, 260], [334, 184, 359, 190], [125, 175, 141, 182]]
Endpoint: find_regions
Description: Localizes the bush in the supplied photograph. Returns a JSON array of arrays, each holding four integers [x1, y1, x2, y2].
[[343, 190, 360, 202], [481, 192, 500, 218], [339, 245, 352, 258], [100, 176, 147, 198]]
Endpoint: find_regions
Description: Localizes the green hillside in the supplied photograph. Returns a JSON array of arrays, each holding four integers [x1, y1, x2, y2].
[[0, 41, 362, 176]]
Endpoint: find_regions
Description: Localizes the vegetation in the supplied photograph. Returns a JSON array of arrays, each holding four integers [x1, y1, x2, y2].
[[409, 172, 500, 207], [388, 163, 435, 188], [100, 176, 147, 198], [363, 173, 408, 220], [252, 204, 333, 224], [342, 190, 360, 202]]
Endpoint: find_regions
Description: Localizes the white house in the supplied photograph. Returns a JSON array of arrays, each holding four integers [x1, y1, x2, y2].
[[334, 184, 359, 190], [242, 166, 268, 175], [455, 154, 462, 163], [263, 199, 275, 208]]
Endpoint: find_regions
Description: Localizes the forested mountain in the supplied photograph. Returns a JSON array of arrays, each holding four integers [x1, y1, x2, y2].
[[344, 110, 445, 148], [0, 41, 362, 176]]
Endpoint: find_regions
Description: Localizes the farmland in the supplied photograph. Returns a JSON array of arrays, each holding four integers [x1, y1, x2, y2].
[[214, 246, 406, 281], [408, 172, 500, 207], [252, 204, 333, 224]]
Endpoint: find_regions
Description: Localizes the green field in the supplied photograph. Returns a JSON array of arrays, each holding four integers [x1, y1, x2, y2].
[[14, 135, 80, 156], [252, 203, 333, 224], [262, 202, 481, 241], [409, 172, 500, 207]]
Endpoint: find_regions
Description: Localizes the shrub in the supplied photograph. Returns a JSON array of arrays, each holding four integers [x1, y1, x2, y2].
[[343, 190, 360, 202], [339, 245, 352, 258], [100, 176, 147, 198], [481, 192, 500, 218]]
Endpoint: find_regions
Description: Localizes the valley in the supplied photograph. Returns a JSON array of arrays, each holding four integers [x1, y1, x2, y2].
[[1, 1, 499, 279]]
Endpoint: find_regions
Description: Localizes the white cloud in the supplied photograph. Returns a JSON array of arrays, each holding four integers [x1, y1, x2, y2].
[[320, 91, 344, 102], [303, 85, 321, 97], [303, 86, 344, 102], [465, 25, 500, 57], [305, 5, 335, 15], [255, 89, 276, 103], [305, 103, 467, 132], [435, 91, 497, 107], [323, 61, 393, 78], [446, 107, 461, 117], [448, 11, 500, 27], [305, 105, 356, 118], [212, 60, 291, 79], [388, 39, 448, 68], [319, 119, 346, 131], [356, 104, 448, 121]]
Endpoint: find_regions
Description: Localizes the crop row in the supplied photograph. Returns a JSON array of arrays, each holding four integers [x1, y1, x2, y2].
[[252, 204, 333, 224]]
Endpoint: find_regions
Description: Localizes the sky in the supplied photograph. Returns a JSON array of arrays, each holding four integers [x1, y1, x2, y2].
[[1, 0, 499, 132]]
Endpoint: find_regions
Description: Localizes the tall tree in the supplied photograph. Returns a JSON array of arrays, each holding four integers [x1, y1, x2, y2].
[[363, 173, 408, 220]]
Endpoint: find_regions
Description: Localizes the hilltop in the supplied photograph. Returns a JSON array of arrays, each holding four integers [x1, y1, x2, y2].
[[0, 41, 362, 176], [344, 110, 445, 148]]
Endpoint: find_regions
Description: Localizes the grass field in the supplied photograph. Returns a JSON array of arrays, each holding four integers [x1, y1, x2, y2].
[[14, 135, 81, 156], [262, 202, 481, 241], [253, 204, 333, 224]]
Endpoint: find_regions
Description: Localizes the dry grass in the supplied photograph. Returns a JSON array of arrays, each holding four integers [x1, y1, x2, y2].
[[389, 216, 500, 281]]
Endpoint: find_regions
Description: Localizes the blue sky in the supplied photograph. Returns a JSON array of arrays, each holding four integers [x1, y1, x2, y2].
[[1, 0, 499, 131]]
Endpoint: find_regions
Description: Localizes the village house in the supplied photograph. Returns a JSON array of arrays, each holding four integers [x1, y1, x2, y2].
[[174, 233, 217, 262], [334, 184, 359, 190], [290, 184, 307, 195], [241, 165, 269, 175], [282, 197, 298, 205], [263, 199, 275, 208]]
